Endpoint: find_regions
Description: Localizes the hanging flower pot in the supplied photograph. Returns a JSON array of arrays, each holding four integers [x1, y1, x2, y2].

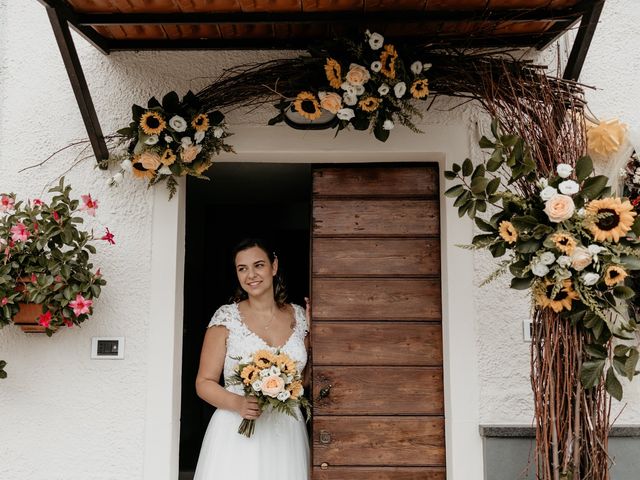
[[13, 303, 48, 333], [277, 93, 338, 130]]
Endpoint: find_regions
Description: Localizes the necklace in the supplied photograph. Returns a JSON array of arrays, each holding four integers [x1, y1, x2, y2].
[[263, 307, 275, 330]]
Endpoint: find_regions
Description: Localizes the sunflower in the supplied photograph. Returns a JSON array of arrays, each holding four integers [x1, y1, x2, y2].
[[586, 198, 636, 242], [358, 96, 380, 112], [287, 380, 303, 400], [535, 279, 580, 313], [324, 58, 342, 89], [240, 365, 259, 385], [253, 349, 276, 369], [552, 232, 577, 255], [160, 148, 177, 166], [604, 265, 628, 286], [498, 221, 518, 244], [139, 111, 166, 135], [191, 113, 210, 132], [275, 353, 296, 374], [293, 92, 322, 120], [379, 44, 398, 79], [410, 79, 430, 99], [131, 155, 155, 180], [194, 161, 211, 175]]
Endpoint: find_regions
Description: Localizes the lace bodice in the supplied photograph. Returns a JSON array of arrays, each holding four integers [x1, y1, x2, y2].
[[208, 303, 309, 394]]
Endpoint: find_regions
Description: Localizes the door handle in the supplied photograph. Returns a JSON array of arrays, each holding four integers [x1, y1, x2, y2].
[[317, 383, 332, 400], [319, 430, 331, 444]]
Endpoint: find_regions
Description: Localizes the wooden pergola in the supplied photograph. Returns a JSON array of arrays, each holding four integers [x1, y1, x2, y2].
[[35, 0, 605, 162]]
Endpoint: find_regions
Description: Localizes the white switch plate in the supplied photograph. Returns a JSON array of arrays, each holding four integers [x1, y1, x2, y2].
[[91, 337, 125, 360], [523, 320, 533, 342]]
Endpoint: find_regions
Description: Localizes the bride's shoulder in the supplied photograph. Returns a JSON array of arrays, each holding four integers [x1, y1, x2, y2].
[[207, 303, 238, 328]]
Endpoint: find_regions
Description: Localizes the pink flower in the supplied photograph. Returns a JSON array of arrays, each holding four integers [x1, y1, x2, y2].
[[0, 195, 14, 212], [69, 294, 93, 316], [63, 318, 73, 328], [101, 228, 115, 245], [31, 274, 37, 284], [10, 222, 30, 242], [32, 198, 43, 206], [80, 194, 99, 216], [52, 211, 60, 222], [54, 275, 63, 283], [38, 311, 52, 328], [95, 268, 102, 278], [1, 297, 7, 306]]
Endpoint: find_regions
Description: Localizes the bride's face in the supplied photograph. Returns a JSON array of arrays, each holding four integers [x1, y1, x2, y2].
[[235, 246, 278, 298]]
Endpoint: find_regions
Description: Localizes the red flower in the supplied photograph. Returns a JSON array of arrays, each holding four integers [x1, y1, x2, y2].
[[32, 198, 43, 206], [38, 311, 52, 328], [95, 268, 102, 278], [63, 318, 73, 328], [52, 211, 60, 222], [101, 228, 115, 245], [1, 297, 7, 306], [31, 273, 37, 284], [632, 196, 640, 207]]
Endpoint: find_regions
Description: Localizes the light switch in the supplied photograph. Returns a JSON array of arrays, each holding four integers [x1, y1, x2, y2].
[[91, 337, 125, 359]]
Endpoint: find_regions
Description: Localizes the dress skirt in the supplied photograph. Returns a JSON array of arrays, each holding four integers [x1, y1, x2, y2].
[[193, 406, 310, 480]]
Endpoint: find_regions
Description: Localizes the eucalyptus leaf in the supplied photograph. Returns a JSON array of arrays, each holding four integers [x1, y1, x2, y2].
[[581, 359, 605, 389], [606, 367, 623, 401], [462, 158, 473, 177], [444, 185, 465, 198], [575, 156, 593, 183]]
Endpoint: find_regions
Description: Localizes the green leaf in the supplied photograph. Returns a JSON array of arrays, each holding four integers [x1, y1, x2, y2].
[[585, 344, 607, 359], [444, 185, 465, 198], [625, 349, 639, 381], [267, 113, 284, 126], [500, 134, 519, 147], [452, 163, 461, 173], [613, 285, 635, 300], [479, 136, 494, 149], [486, 177, 501, 195], [486, 149, 503, 172], [462, 158, 473, 177], [575, 156, 593, 183], [471, 164, 486, 180], [161, 91, 180, 112], [511, 276, 533, 290], [620, 254, 640, 270], [605, 367, 623, 401], [614, 345, 631, 357], [511, 215, 539, 231], [488, 241, 506, 258], [632, 216, 640, 237], [490, 118, 499, 138], [454, 191, 471, 208], [444, 170, 457, 180], [131, 104, 145, 122], [470, 177, 489, 195], [581, 175, 609, 200], [581, 359, 605, 389], [515, 239, 541, 254], [475, 217, 495, 232], [373, 123, 390, 142]]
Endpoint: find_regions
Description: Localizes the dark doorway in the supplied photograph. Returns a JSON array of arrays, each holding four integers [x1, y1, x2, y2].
[[179, 162, 311, 476]]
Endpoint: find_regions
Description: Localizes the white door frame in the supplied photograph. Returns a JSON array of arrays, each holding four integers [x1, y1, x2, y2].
[[143, 124, 483, 480]]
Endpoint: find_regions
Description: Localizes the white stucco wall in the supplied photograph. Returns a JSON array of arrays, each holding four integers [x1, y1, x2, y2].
[[0, 0, 639, 479]]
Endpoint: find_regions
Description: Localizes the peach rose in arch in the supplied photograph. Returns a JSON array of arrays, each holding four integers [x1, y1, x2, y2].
[[260, 374, 285, 398]]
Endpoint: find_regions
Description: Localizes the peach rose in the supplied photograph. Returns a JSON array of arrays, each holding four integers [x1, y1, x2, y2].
[[570, 247, 592, 271], [318, 91, 342, 114], [544, 194, 575, 223], [345, 63, 370, 86], [260, 374, 285, 398], [139, 151, 161, 171], [181, 144, 202, 164]]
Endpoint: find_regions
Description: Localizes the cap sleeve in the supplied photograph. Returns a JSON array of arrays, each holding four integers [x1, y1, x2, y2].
[[293, 304, 309, 336], [207, 304, 234, 329]]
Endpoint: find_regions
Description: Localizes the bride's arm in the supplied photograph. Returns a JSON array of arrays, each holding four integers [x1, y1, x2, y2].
[[195, 326, 260, 419]]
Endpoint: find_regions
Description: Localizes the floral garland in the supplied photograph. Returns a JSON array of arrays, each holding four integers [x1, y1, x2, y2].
[[268, 31, 432, 142], [446, 120, 640, 399], [106, 90, 233, 197]]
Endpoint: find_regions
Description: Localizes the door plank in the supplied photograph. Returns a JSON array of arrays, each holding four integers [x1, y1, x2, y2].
[[312, 466, 446, 480], [312, 279, 441, 320], [313, 166, 438, 197], [313, 322, 442, 366], [313, 238, 440, 276], [313, 366, 444, 415], [313, 417, 445, 466], [313, 199, 439, 236]]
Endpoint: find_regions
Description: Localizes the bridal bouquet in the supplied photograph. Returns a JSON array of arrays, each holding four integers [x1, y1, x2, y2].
[[227, 349, 310, 437]]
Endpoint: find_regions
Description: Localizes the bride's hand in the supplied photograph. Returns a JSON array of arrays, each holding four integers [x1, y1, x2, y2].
[[304, 296, 311, 328], [235, 395, 261, 420]]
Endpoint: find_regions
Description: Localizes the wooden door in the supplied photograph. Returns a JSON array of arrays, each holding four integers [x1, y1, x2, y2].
[[311, 164, 445, 480]]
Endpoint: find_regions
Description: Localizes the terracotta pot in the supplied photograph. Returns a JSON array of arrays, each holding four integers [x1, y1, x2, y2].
[[13, 303, 49, 333]]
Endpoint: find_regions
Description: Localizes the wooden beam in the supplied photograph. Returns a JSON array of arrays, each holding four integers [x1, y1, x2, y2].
[[563, 0, 605, 80], [45, 2, 109, 164]]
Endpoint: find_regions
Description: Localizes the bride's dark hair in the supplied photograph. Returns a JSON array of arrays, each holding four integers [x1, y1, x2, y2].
[[230, 237, 288, 309]]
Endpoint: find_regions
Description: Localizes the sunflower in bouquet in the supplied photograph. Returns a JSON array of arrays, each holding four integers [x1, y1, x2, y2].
[[228, 349, 310, 437]]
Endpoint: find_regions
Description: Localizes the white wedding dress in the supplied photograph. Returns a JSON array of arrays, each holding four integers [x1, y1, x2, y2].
[[193, 302, 310, 480]]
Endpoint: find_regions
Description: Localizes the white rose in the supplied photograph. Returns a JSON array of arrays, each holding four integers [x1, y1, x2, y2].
[[588, 244, 605, 255], [371, 61, 382, 72], [252, 379, 263, 391], [259, 369, 270, 378], [394, 82, 406, 98], [368, 32, 384, 50], [378, 84, 390, 96], [342, 93, 358, 106], [194, 131, 205, 144], [337, 108, 355, 121], [112, 172, 123, 184], [164, 135, 173, 143], [276, 390, 291, 402], [144, 135, 159, 145], [571, 247, 592, 271], [544, 194, 575, 222], [354, 84, 365, 96], [213, 127, 224, 138], [531, 262, 550, 277], [269, 365, 281, 376], [181, 136, 193, 147], [158, 165, 172, 175], [557, 163, 573, 178], [121, 159, 133, 172], [538, 177, 549, 188], [383, 120, 395, 131], [559, 180, 579, 195], [410, 61, 423, 74], [169, 115, 187, 132], [557, 255, 571, 267], [422, 62, 432, 71], [577, 208, 586, 217], [540, 185, 558, 201], [341, 82, 357, 95], [582, 272, 600, 286], [540, 252, 556, 265]]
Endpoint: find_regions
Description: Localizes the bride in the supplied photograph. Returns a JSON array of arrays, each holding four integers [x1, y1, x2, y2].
[[193, 238, 310, 479]]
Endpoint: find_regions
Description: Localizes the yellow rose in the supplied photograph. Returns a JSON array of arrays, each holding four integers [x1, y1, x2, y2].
[[318, 91, 342, 114], [570, 247, 592, 271], [260, 374, 285, 398], [345, 63, 370, 86], [587, 119, 627, 157], [544, 194, 575, 223], [181, 144, 202, 164], [139, 151, 161, 171]]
